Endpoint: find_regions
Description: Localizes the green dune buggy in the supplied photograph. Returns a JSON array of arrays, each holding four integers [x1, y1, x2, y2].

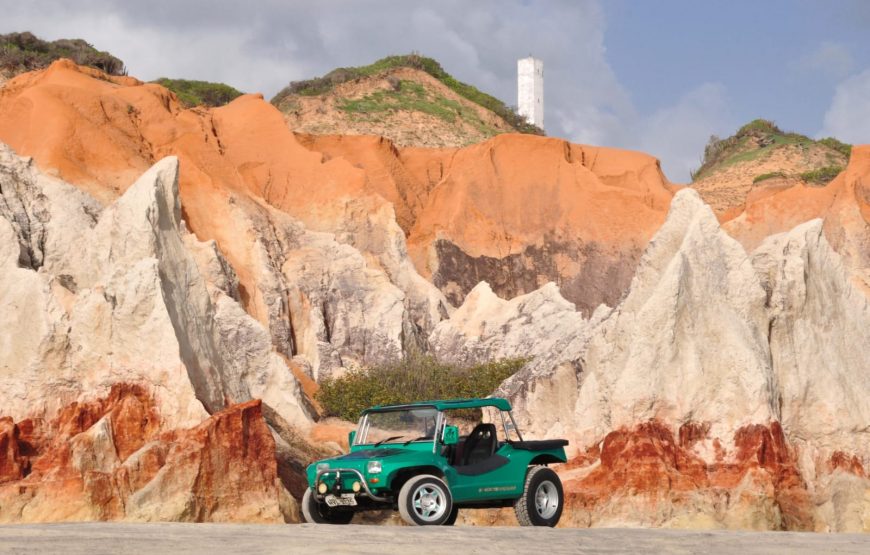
[[302, 398, 568, 526]]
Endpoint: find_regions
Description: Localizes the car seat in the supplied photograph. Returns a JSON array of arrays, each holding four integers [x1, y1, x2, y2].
[[462, 423, 497, 465]]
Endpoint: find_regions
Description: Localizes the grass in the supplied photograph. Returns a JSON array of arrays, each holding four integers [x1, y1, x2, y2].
[[337, 79, 501, 135], [271, 53, 543, 135], [152, 78, 243, 108], [0, 31, 125, 76], [752, 171, 787, 184], [800, 166, 843, 185], [316, 355, 527, 422]]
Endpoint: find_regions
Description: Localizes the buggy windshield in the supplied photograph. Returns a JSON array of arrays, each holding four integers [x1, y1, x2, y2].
[[356, 407, 439, 446]]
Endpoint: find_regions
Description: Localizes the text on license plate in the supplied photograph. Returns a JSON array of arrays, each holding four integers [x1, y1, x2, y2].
[[324, 494, 357, 507]]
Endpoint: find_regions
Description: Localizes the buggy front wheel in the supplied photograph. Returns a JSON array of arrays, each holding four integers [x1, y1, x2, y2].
[[301, 488, 354, 524], [398, 474, 453, 526]]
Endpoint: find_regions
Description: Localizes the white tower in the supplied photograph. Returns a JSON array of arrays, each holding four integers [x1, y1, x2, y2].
[[517, 56, 543, 129]]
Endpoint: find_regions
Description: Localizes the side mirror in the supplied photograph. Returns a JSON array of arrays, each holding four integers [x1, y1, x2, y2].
[[442, 425, 459, 446], [348, 430, 356, 447]]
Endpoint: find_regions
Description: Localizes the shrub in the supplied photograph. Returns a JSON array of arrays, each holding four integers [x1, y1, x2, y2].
[[152, 78, 243, 108], [316, 355, 528, 421], [817, 137, 852, 159], [752, 171, 786, 183], [0, 31, 125, 75], [736, 119, 782, 137], [800, 166, 843, 185]]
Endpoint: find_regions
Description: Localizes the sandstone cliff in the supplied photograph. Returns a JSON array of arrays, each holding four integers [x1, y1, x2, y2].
[[0, 59, 449, 384], [299, 133, 677, 315], [0, 60, 867, 531]]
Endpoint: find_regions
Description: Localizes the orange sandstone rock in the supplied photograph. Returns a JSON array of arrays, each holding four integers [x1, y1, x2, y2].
[[0, 385, 294, 523]]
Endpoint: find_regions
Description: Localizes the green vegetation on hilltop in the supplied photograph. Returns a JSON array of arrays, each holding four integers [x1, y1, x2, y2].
[[271, 53, 544, 135], [0, 31, 125, 76], [691, 118, 852, 183], [337, 79, 502, 136], [316, 355, 527, 421], [152, 78, 243, 108]]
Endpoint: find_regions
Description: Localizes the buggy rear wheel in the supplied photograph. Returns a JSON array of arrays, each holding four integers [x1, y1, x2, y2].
[[514, 466, 563, 527]]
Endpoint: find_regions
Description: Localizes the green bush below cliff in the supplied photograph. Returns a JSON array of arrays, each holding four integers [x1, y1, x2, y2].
[[316, 355, 527, 422]]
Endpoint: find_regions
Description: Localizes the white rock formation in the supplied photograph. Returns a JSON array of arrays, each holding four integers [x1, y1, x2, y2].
[[429, 281, 587, 365], [752, 219, 870, 481], [200, 192, 450, 383], [497, 189, 777, 448], [481, 187, 870, 530], [0, 144, 310, 431]]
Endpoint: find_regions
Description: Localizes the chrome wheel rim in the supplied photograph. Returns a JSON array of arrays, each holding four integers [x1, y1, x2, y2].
[[412, 483, 447, 522], [535, 480, 559, 519]]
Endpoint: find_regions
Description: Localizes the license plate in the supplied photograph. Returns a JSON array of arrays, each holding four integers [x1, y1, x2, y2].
[[324, 494, 357, 507]]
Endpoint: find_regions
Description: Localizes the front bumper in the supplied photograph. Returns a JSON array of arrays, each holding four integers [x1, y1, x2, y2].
[[315, 468, 389, 502]]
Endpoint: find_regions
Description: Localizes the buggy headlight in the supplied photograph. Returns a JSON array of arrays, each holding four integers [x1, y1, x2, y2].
[[367, 461, 382, 474], [316, 463, 330, 472]]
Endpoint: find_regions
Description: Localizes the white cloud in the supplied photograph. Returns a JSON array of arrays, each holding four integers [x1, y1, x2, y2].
[[792, 41, 854, 79], [819, 69, 870, 144], [0, 3, 313, 95], [634, 83, 732, 183]]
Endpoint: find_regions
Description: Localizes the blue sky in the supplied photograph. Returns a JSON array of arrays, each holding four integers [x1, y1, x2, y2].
[[603, 0, 870, 140], [2, 0, 868, 181]]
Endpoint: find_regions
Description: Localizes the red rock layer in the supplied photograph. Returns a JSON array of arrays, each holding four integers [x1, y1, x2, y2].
[[829, 451, 867, 477], [0, 384, 290, 523], [0, 417, 28, 483], [564, 420, 813, 530]]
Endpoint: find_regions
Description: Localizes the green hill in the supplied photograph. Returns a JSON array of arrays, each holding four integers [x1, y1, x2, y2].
[[691, 119, 851, 184], [271, 53, 544, 137]]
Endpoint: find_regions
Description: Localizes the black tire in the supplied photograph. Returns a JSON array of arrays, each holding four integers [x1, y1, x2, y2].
[[442, 505, 460, 526], [398, 474, 453, 526], [301, 488, 354, 524], [514, 466, 563, 527]]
